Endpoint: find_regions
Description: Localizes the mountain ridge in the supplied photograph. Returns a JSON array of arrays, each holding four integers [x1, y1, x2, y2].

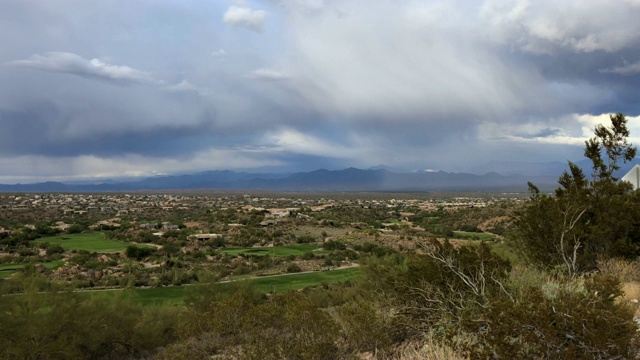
[[0, 167, 562, 192]]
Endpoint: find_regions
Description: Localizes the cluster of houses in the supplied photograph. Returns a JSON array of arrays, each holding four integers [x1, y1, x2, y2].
[[0, 192, 527, 239]]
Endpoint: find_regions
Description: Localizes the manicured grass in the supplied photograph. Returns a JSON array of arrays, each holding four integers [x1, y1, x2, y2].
[[0, 260, 64, 279], [87, 267, 364, 306], [217, 244, 332, 257], [36, 233, 140, 252], [249, 267, 362, 293], [452, 231, 495, 241]]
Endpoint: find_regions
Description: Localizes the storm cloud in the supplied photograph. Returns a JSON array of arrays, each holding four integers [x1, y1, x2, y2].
[[1, 0, 640, 183]]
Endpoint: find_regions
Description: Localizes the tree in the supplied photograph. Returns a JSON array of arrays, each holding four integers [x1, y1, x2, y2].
[[516, 113, 639, 274], [126, 245, 154, 260], [584, 113, 636, 184]]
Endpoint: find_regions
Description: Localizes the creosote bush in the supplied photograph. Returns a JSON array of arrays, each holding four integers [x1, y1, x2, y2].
[[165, 285, 340, 359], [361, 238, 639, 359], [466, 274, 638, 359]]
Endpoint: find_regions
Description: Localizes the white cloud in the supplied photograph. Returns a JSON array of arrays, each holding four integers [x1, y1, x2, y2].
[[277, 0, 325, 13], [295, 0, 324, 12], [223, 6, 267, 32], [600, 60, 640, 75], [0, 148, 284, 184], [10, 52, 156, 84], [478, 113, 640, 146], [246, 68, 289, 80], [262, 128, 362, 159], [211, 49, 227, 57], [163, 79, 210, 97], [283, 1, 540, 120], [164, 79, 198, 92], [3, 0, 640, 181], [479, 0, 640, 54]]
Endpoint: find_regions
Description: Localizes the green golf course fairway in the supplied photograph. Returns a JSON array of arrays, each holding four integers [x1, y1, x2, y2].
[[100, 267, 363, 306], [216, 244, 333, 257], [36, 233, 149, 252]]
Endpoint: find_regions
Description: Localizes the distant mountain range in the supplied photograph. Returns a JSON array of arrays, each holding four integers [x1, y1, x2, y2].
[[2, 161, 637, 193], [0, 168, 557, 193]]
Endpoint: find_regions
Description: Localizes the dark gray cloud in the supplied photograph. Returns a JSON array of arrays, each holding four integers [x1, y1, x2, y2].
[[515, 127, 562, 139]]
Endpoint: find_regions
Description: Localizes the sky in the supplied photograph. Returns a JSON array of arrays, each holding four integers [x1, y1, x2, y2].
[[2, 0, 640, 183]]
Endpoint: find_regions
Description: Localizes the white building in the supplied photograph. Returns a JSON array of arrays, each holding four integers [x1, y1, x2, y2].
[[621, 164, 640, 190]]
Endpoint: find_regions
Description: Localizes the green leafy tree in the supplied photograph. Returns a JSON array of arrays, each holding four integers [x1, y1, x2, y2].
[[585, 113, 637, 183], [516, 113, 640, 274]]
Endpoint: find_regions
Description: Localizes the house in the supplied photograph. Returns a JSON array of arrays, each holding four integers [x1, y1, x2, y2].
[[260, 219, 279, 226], [622, 164, 640, 190], [161, 222, 180, 231], [191, 233, 222, 241], [54, 221, 71, 231], [140, 223, 157, 230]]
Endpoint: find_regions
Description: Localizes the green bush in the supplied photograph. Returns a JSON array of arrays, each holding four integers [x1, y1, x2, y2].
[[465, 275, 638, 359], [323, 240, 346, 250], [296, 234, 316, 244], [0, 280, 179, 359], [169, 288, 339, 359], [125, 245, 154, 260], [337, 299, 393, 356], [286, 263, 302, 273], [45, 244, 65, 255]]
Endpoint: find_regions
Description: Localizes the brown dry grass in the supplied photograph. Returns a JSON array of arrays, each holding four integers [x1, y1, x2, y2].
[[622, 281, 640, 300], [597, 258, 640, 318], [597, 257, 640, 283], [392, 337, 468, 360], [621, 282, 640, 319]]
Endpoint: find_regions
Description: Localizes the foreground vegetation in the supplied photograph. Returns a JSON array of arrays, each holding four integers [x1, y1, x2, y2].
[[2, 115, 640, 358]]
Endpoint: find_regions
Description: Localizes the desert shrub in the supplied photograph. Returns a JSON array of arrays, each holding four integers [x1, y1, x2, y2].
[[465, 274, 638, 359], [232, 263, 252, 276], [125, 245, 154, 260], [395, 336, 468, 360], [354, 242, 395, 257], [286, 263, 302, 273], [242, 292, 340, 360], [597, 257, 640, 282], [257, 255, 273, 269], [323, 240, 346, 251], [296, 234, 316, 244], [0, 283, 179, 360], [459, 224, 481, 233], [161, 241, 180, 256], [45, 244, 65, 255], [361, 239, 640, 359], [336, 299, 393, 356], [68, 250, 96, 266], [17, 247, 36, 257], [162, 229, 180, 239], [136, 231, 157, 243], [172, 288, 339, 359], [377, 241, 510, 334], [66, 224, 85, 234]]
